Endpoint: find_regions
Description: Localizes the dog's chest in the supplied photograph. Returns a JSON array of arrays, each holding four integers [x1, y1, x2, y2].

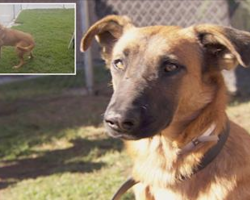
[[149, 178, 236, 200], [151, 187, 184, 200]]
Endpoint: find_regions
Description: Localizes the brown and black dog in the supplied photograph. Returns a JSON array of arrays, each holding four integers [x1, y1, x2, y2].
[[0, 23, 35, 68], [81, 15, 250, 200]]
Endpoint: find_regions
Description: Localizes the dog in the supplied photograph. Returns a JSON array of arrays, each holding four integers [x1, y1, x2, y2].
[[81, 15, 250, 200], [0, 23, 35, 68]]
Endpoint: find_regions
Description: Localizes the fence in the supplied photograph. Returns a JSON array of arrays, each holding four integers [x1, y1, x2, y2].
[[94, 0, 230, 27], [0, 5, 22, 25]]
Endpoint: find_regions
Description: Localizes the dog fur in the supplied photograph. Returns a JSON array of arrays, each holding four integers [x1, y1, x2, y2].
[[81, 15, 250, 200], [0, 23, 35, 68]]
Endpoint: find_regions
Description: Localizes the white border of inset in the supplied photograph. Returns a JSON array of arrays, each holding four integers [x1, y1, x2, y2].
[[0, 2, 76, 75]]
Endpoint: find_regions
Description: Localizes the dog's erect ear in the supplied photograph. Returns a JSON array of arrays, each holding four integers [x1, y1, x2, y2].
[[194, 24, 250, 70], [81, 15, 133, 55]]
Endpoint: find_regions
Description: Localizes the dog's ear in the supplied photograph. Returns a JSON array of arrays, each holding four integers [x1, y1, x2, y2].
[[194, 24, 250, 70], [81, 15, 133, 60]]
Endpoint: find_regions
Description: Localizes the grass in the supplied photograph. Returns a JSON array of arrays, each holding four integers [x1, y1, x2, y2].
[[0, 9, 74, 74], [227, 100, 250, 132], [0, 72, 84, 102], [0, 67, 135, 200], [0, 67, 249, 199]]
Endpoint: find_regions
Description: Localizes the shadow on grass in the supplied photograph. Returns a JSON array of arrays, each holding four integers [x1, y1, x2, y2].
[[0, 63, 116, 192], [235, 66, 250, 102], [0, 93, 111, 158], [228, 92, 250, 105], [0, 137, 123, 189], [0, 77, 116, 189]]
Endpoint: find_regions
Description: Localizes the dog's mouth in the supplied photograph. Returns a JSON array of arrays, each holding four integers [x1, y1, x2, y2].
[[104, 119, 171, 140], [107, 131, 137, 140]]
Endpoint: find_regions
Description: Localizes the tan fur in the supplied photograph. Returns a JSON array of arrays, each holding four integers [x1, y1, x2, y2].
[[0, 23, 35, 68], [81, 15, 250, 200]]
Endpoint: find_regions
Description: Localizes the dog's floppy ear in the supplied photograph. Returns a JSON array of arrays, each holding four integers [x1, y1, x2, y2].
[[194, 24, 250, 70], [81, 15, 133, 59]]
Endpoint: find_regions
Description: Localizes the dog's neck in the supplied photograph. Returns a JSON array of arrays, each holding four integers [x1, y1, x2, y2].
[[128, 74, 228, 187]]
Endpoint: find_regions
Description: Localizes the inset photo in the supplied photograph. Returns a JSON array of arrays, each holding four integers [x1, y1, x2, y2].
[[0, 3, 75, 74]]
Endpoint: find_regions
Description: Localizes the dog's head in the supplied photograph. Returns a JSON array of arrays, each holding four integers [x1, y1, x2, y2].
[[81, 15, 250, 140]]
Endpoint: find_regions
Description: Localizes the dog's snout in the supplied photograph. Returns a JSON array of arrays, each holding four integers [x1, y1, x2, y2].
[[104, 111, 139, 133]]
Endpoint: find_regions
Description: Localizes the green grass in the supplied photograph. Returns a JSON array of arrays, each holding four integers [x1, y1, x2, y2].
[[227, 101, 250, 132], [0, 67, 249, 199], [0, 67, 135, 200], [0, 72, 84, 102], [0, 73, 134, 199], [0, 9, 74, 73]]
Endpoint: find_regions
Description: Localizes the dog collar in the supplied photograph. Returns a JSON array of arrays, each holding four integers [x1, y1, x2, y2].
[[111, 122, 230, 200], [181, 123, 218, 153], [183, 121, 230, 179]]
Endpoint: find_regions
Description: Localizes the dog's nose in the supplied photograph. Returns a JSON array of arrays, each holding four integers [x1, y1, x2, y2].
[[104, 111, 139, 132]]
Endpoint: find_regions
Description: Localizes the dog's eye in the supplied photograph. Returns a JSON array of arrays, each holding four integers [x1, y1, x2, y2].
[[112, 59, 125, 70], [164, 63, 179, 73]]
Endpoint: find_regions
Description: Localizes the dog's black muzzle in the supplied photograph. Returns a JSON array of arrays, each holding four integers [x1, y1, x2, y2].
[[103, 90, 172, 140]]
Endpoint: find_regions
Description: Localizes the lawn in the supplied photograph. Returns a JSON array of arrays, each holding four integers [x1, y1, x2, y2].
[[0, 68, 249, 200], [0, 9, 74, 74]]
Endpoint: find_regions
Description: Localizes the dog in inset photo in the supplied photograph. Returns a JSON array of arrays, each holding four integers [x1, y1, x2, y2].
[[0, 23, 35, 69], [82, 15, 250, 200]]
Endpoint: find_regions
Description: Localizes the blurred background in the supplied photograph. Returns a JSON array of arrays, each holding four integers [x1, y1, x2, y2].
[[0, 0, 250, 200]]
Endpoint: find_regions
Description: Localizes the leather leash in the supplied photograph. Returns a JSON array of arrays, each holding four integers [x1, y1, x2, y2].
[[111, 177, 138, 200]]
